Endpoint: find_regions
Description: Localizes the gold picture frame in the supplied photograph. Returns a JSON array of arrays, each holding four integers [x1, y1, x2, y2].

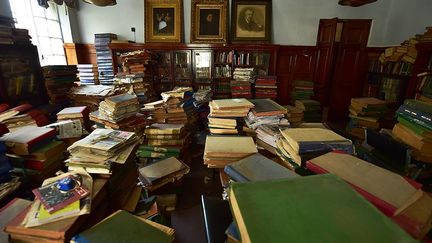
[[145, 0, 183, 43], [191, 0, 228, 43]]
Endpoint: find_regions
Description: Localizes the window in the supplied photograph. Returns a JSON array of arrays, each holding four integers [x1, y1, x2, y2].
[[9, 0, 66, 66]]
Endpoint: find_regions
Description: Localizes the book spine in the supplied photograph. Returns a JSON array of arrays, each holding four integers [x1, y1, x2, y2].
[[224, 166, 249, 183], [397, 105, 432, 125]]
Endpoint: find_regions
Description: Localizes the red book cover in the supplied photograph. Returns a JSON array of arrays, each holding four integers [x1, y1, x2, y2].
[[0, 104, 10, 113]]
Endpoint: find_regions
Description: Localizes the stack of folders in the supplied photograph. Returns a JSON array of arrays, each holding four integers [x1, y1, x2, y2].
[[1, 126, 65, 183], [224, 153, 297, 183], [203, 136, 257, 168], [138, 156, 190, 191], [276, 128, 353, 168], [72, 210, 174, 243], [42, 65, 78, 104], [228, 174, 417, 243], [66, 128, 139, 175], [295, 99, 322, 122], [394, 99, 432, 163], [208, 98, 254, 135], [347, 97, 387, 139], [285, 105, 304, 127], [77, 64, 99, 85], [255, 124, 289, 155], [94, 33, 117, 85], [307, 152, 432, 240]]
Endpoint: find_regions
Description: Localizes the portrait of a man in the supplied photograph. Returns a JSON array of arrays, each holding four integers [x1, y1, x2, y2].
[[235, 4, 266, 38], [153, 8, 175, 36], [199, 9, 220, 36]]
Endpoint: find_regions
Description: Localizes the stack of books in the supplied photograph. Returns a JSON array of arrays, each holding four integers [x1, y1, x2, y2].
[[57, 106, 90, 125], [94, 33, 117, 85], [42, 65, 78, 104], [415, 72, 432, 103], [291, 80, 314, 101], [66, 128, 138, 175], [70, 85, 115, 112], [115, 49, 158, 103], [227, 174, 417, 243], [276, 128, 353, 167], [143, 99, 187, 125], [12, 28, 31, 45], [0, 104, 49, 132], [1, 126, 65, 184], [245, 99, 288, 130], [77, 64, 99, 85], [254, 76, 277, 99], [285, 105, 304, 127], [307, 152, 432, 240], [203, 136, 257, 168], [295, 99, 322, 122], [0, 16, 14, 44], [208, 98, 254, 135], [231, 68, 255, 98], [394, 99, 432, 163], [347, 97, 387, 139], [193, 89, 213, 107], [255, 124, 289, 154]]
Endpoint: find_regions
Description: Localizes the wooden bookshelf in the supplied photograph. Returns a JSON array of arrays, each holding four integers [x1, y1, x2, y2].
[[406, 42, 432, 100]]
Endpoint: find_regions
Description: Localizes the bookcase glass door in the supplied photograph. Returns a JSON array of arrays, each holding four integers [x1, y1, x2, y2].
[[157, 51, 173, 92], [174, 51, 192, 86], [193, 51, 212, 89], [253, 52, 271, 76]]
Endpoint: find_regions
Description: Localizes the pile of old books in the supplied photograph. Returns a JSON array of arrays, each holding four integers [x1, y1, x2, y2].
[[43, 65, 78, 104], [12, 28, 31, 45], [95, 33, 117, 85], [346, 97, 387, 139], [208, 98, 254, 135], [77, 64, 99, 85], [115, 49, 158, 103], [276, 128, 353, 168], [393, 99, 432, 164], [285, 105, 304, 127], [203, 136, 257, 168], [0, 16, 14, 44], [66, 128, 139, 175], [70, 85, 116, 112], [245, 99, 288, 130], [57, 106, 90, 125], [295, 99, 322, 122], [0, 126, 66, 185], [90, 93, 149, 133], [291, 80, 314, 101], [231, 68, 255, 98], [143, 99, 187, 125], [193, 89, 213, 107], [254, 76, 277, 99], [0, 104, 49, 132]]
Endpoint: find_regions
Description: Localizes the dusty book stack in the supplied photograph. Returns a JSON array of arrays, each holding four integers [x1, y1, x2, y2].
[[77, 64, 99, 85], [0, 104, 49, 132], [254, 76, 277, 99], [295, 99, 322, 122], [231, 68, 255, 98], [208, 98, 254, 135], [285, 105, 304, 127], [42, 65, 77, 105], [94, 33, 117, 85], [69, 85, 116, 112]]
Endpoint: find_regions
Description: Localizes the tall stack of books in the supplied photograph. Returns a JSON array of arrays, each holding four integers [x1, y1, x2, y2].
[[291, 80, 314, 101], [231, 68, 255, 98], [295, 99, 322, 122], [276, 128, 353, 168], [0, 16, 14, 44], [0, 104, 49, 132], [394, 99, 432, 164], [347, 97, 387, 139], [143, 99, 187, 125], [208, 98, 254, 135], [94, 33, 117, 85], [43, 65, 78, 104], [70, 85, 116, 112], [77, 64, 99, 85], [66, 128, 138, 175], [245, 99, 288, 130], [115, 49, 158, 103], [0, 126, 65, 184], [254, 76, 277, 99], [285, 105, 304, 127], [203, 136, 257, 168], [12, 28, 31, 45]]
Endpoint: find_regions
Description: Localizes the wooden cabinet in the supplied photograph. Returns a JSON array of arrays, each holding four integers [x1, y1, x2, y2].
[[406, 42, 432, 101]]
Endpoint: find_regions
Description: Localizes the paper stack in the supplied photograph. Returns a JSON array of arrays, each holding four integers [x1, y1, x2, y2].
[[66, 128, 139, 175], [42, 65, 78, 104], [394, 99, 432, 163], [245, 99, 288, 130], [285, 105, 304, 127], [69, 85, 116, 112], [231, 68, 255, 98], [347, 97, 387, 139], [208, 98, 254, 135], [203, 136, 257, 168], [276, 128, 353, 167], [77, 64, 99, 85], [295, 99, 322, 122], [94, 33, 117, 85], [254, 76, 277, 99]]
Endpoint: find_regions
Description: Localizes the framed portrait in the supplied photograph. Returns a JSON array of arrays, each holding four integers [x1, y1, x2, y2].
[[191, 0, 228, 43], [231, 0, 272, 42], [145, 0, 183, 43]]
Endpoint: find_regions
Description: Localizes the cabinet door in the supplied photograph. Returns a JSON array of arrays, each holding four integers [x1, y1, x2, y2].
[[315, 18, 338, 105], [328, 20, 371, 120]]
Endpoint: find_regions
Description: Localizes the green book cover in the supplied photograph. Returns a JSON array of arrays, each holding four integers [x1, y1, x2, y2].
[[404, 99, 432, 115], [397, 112, 432, 131], [229, 174, 416, 243], [397, 116, 432, 137], [72, 210, 173, 243]]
